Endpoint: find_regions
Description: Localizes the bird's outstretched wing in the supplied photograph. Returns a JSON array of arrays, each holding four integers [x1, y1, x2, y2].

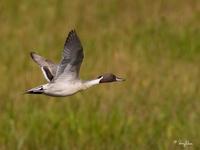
[[53, 30, 84, 82], [30, 52, 58, 82]]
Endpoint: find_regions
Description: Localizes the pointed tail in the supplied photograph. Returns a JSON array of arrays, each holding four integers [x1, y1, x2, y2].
[[25, 86, 44, 94]]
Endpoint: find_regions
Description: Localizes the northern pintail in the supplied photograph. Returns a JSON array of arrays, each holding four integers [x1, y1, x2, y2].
[[25, 30, 125, 97]]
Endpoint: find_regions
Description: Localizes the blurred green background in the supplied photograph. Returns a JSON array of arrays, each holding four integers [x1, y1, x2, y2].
[[0, 0, 199, 149]]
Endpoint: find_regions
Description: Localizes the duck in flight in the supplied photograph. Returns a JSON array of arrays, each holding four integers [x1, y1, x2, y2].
[[25, 30, 125, 97]]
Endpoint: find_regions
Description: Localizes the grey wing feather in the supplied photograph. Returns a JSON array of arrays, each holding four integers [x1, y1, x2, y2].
[[30, 52, 58, 82], [54, 30, 84, 81]]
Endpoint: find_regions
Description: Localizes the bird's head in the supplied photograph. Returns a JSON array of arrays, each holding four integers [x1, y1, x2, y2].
[[97, 73, 125, 83]]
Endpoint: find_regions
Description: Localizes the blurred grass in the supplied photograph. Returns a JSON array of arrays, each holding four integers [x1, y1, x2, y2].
[[0, 0, 199, 149]]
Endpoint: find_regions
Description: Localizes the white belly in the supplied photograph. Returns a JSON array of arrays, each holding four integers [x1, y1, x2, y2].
[[44, 82, 83, 97]]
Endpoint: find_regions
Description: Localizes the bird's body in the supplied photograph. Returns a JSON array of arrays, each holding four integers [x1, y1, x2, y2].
[[43, 81, 83, 97], [26, 30, 124, 97]]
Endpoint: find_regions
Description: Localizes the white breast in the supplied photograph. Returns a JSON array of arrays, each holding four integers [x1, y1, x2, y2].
[[44, 81, 83, 97]]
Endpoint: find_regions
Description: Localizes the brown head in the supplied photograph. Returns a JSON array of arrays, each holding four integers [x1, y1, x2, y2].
[[97, 73, 125, 83]]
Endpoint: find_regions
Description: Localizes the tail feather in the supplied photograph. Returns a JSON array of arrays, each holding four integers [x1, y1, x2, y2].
[[25, 86, 44, 94]]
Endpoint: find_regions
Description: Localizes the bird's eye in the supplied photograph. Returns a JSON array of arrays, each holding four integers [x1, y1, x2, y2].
[[97, 75, 103, 79]]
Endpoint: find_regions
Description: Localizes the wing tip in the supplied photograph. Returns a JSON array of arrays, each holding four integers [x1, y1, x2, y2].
[[69, 29, 76, 34], [64, 29, 82, 49], [30, 51, 36, 59], [66, 29, 78, 42]]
